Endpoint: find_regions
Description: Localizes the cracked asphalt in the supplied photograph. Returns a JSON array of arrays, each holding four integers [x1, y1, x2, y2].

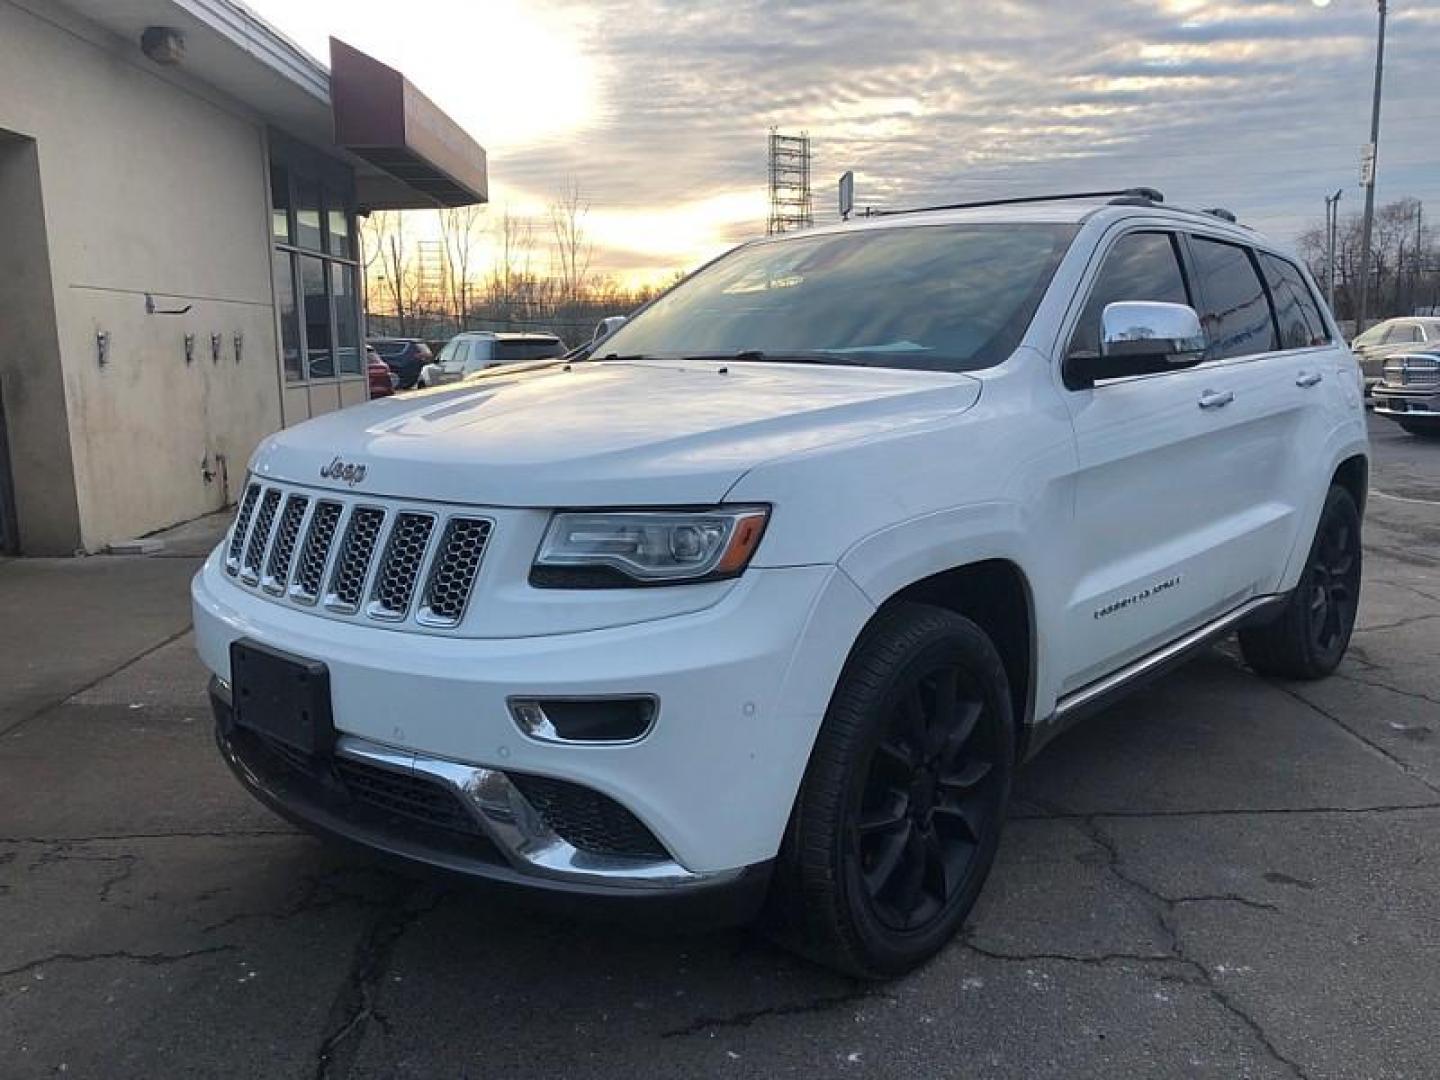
[[2, 415, 1438, 1079]]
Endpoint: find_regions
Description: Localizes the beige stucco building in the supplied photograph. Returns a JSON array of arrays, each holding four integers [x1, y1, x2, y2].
[[0, 0, 486, 554]]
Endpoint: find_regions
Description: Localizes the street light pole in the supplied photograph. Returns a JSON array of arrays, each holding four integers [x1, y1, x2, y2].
[[1356, 0, 1387, 330], [1325, 189, 1343, 314]]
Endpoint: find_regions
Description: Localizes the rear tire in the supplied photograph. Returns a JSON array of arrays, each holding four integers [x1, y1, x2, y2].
[[1398, 419, 1440, 439], [766, 603, 1014, 978], [1238, 485, 1361, 680]]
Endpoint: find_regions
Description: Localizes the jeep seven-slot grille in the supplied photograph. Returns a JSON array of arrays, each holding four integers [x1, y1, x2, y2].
[[368, 512, 435, 620], [327, 507, 385, 612], [419, 517, 491, 626], [293, 501, 343, 602], [222, 480, 492, 631], [225, 484, 262, 574], [262, 495, 309, 594], [240, 489, 281, 583]]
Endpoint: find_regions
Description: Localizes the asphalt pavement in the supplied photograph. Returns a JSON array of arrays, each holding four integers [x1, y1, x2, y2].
[[2, 414, 1438, 1079]]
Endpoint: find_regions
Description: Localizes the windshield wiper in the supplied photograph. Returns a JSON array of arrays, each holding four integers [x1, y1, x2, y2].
[[681, 350, 869, 367]]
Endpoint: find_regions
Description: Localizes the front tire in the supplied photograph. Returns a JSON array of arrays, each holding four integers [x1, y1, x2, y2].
[[768, 603, 1014, 978], [1238, 485, 1361, 679]]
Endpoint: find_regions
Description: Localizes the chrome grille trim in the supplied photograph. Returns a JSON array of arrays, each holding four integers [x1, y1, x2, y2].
[[418, 517, 493, 628], [324, 506, 387, 614], [240, 489, 282, 585], [221, 479, 495, 632], [1384, 355, 1440, 389], [366, 512, 436, 621], [225, 483, 261, 575], [261, 495, 310, 595]]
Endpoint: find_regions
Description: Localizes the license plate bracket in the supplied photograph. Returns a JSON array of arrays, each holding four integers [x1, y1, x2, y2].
[[230, 639, 335, 756]]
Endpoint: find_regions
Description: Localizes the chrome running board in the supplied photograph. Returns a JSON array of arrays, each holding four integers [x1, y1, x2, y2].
[[1030, 593, 1287, 757]]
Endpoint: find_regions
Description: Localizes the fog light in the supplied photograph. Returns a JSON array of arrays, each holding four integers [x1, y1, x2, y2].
[[509, 697, 657, 744]]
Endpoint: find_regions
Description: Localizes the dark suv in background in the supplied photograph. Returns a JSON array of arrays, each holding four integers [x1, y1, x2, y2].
[[366, 338, 433, 389]]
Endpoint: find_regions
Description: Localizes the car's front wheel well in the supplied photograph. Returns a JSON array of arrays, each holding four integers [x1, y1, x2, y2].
[[1332, 454, 1368, 515], [878, 559, 1034, 754]]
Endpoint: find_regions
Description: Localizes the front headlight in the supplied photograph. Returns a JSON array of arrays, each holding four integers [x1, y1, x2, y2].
[[531, 507, 770, 587]]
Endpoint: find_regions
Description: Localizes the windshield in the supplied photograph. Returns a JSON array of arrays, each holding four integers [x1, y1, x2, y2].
[[598, 223, 1077, 372], [369, 341, 410, 358]]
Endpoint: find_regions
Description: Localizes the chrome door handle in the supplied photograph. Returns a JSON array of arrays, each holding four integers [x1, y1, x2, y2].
[[1296, 371, 1323, 388], [1198, 389, 1234, 410]]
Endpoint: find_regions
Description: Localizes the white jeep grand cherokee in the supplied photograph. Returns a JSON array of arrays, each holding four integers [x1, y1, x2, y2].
[[195, 189, 1369, 977]]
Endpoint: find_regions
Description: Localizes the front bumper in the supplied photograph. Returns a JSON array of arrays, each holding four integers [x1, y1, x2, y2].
[[1373, 386, 1440, 419], [211, 679, 773, 915], [193, 552, 873, 882]]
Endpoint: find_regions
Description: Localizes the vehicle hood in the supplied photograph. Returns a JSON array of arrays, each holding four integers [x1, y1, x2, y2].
[[251, 359, 982, 506]]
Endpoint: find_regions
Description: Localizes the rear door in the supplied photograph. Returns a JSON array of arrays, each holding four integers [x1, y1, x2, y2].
[[1057, 229, 1287, 693], [1252, 249, 1349, 585]]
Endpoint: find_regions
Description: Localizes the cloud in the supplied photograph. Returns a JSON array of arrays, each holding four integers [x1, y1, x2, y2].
[[250, 0, 1440, 277]]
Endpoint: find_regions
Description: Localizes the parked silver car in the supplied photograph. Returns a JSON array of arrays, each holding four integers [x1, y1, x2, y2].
[[1350, 318, 1440, 392], [1372, 351, 1440, 438], [417, 331, 567, 388]]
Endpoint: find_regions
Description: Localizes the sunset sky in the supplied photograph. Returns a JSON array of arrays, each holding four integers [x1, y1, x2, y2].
[[247, 0, 1440, 286]]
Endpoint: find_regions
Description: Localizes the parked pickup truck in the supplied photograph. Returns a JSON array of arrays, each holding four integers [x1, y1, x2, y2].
[[194, 188, 1368, 977], [1372, 351, 1440, 438]]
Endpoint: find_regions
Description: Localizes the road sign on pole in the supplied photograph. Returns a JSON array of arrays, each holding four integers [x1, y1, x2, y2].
[[1360, 142, 1376, 187], [839, 171, 854, 221]]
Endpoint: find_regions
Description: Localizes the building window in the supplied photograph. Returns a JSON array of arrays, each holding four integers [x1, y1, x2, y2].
[[269, 146, 361, 385], [300, 255, 333, 378], [272, 250, 302, 381], [270, 165, 291, 244], [332, 263, 361, 374]]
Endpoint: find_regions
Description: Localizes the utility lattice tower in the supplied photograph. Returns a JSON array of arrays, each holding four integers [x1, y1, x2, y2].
[[415, 240, 447, 310], [767, 129, 813, 235]]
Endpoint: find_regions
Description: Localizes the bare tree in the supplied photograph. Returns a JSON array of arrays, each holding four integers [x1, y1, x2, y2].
[[487, 207, 540, 326], [549, 179, 594, 308], [1298, 196, 1436, 323], [361, 209, 422, 334], [439, 204, 485, 330]]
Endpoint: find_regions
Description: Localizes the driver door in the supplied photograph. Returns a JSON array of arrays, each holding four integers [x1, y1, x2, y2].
[[1057, 229, 1281, 693]]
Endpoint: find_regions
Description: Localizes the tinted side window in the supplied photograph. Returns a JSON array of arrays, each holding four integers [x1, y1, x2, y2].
[[1257, 253, 1330, 349], [1385, 324, 1421, 344], [463, 341, 491, 373], [1189, 238, 1277, 360], [495, 339, 566, 362], [1068, 232, 1189, 357]]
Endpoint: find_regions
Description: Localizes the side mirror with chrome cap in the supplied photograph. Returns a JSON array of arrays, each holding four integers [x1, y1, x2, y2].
[[1066, 301, 1207, 388]]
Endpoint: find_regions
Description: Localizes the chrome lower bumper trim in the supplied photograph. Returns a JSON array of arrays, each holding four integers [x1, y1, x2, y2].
[[334, 735, 735, 891], [211, 676, 736, 893]]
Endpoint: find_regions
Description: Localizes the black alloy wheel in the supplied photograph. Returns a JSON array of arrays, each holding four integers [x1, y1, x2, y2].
[[854, 664, 1003, 932], [767, 603, 1015, 978], [1306, 505, 1361, 660], [1239, 484, 1362, 679]]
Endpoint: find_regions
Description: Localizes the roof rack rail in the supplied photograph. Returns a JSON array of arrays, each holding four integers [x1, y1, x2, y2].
[[1200, 207, 1237, 223], [872, 187, 1164, 217]]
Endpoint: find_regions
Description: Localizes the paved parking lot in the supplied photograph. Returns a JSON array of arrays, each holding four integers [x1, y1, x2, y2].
[[2, 415, 1438, 1079]]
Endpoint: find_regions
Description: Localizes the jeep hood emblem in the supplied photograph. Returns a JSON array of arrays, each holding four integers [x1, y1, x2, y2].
[[320, 456, 367, 486]]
